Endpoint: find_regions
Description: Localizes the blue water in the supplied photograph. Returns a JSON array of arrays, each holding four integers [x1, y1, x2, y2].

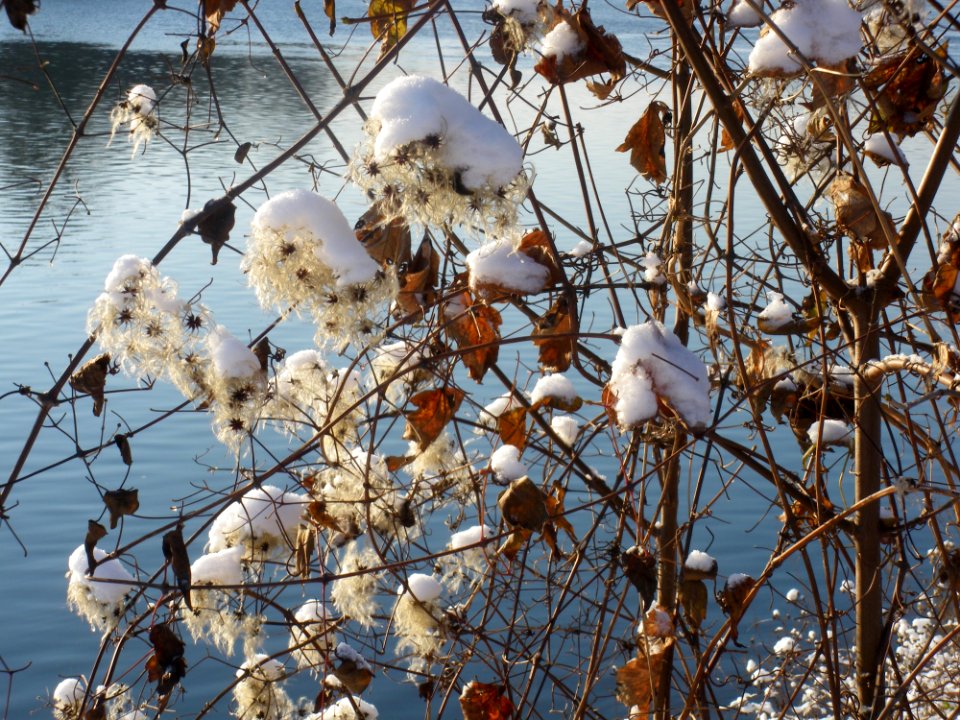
[[1, 1, 955, 718]]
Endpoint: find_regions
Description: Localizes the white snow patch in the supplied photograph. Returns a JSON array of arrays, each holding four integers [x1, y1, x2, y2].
[[127, 84, 157, 116], [758, 292, 793, 330], [67, 545, 134, 604], [747, 0, 863, 74], [685, 549, 717, 574], [864, 133, 907, 165], [707, 292, 726, 311], [306, 696, 379, 720], [807, 418, 851, 445], [608, 321, 711, 430], [786, 587, 801, 603], [450, 525, 493, 549], [641, 252, 666, 285], [550, 414, 579, 445], [251, 189, 379, 286], [237, 654, 284, 681], [568, 240, 594, 257], [490, 445, 528, 480], [207, 326, 260, 379], [728, 0, 763, 26], [399, 573, 443, 602], [531, 373, 577, 404], [191, 545, 245, 585], [467, 240, 550, 294], [370, 75, 522, 191], [493, 0, 541, 23], [541, 20, 584, 60], [773, 636, 796, 655], [208, 485, 307, 553]]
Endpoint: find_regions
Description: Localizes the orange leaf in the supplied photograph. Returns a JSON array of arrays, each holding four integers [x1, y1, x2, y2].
[[864, 46, 948, 137], [497, 406, 528, 449], [719, 99, 746, 152], [497, 527, 534, 561], [460, 681, 514, 720], [369, 0, 413, 59], [637, 0, 694, 22], [543, 483, 576, 560], [203, 0, 238, 33], [323, 0, 336, 34], [356, 203, 412, 268], [445, 288, 503, 382], [922, 217, 960, 322], [617, 102, 669, 184], [403, 387, 465, 449], [533, 7, 626, 85], [533, 297, 576, 373], [616, 642, 672, 712], [307, 500, 343, 533], [717, 573, 755, 643], [517, 230, 566, 286], [396, 237, 440, 318]]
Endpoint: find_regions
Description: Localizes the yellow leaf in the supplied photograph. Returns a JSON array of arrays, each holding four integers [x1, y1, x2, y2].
[[369, 0, 412, 58]]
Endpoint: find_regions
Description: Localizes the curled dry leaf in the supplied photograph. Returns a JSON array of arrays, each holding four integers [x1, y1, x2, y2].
[[198, 198, 236, 266], [103, 488, 139, 529], [3, 0, 37, 31], [162, 526, 193, 611], [306, 499, 344, 534], [808, 59, 856, 109], [396, 237, 440, 318], [630, 0, 695, 22], [333, 656, 374, 694], [403, 387, 465, 450], [828, 174, 892, 249], [863, 45, 949, 137], [717, 573, 755, 643], [369, 0, 413, 59], [542, 483, 577, 560], [533, 297, 576, 373], [534, 6, 626, 85], [323, 0, 336, 34], [294, 524, 315, 578], [497, 406, 528, 450], [146, 624, 187, 701], [70, 353, 111, 417], [460, 680, 514, 720], [84, 519, 108, 576], [616, 639, 673, 714], [356, 203, 412, 268], [617, 102, 669, 185], [679, 578, 708, 631], [923, 222, 960, 322], [203, 0, 239, 33], [518, 229, 566, 287], [115, 433, 133, 466], [621, 545, 657, 608], [499, 476, 549, 532], [444, 289, 503, 382]]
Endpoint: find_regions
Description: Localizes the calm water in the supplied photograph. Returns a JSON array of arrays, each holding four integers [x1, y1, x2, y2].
[[0, 1, 953, 718]]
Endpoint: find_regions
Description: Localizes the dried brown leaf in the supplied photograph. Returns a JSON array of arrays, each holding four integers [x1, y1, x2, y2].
[[146, 624, 187, 699], [534, 7, 626, 84], [829, 174, 892, 249], [84, 520, 107, 576], [369, 0, 413, 59], [3, 0, 37, 31], [617, 102, 669, 184], [162, 526, 193, 611], [356, 203, 412, 268], [460, 680, 514, 720], [533, 297, 575, 372], [70, 353, 111, 417], [445, 289, 502, 382], [864, 46, 949, 136], [198, 199, 236, 266], [103, 488, 139, 529], [403, 387, 465, 449]]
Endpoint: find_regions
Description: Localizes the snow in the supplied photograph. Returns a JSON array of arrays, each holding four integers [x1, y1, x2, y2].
[[399, 573, 443, 602], [641, 252, 666, 285], [608, 321, 711, 430], [568, 240, 594, 257], [296, 599, 332, 624], [685, 550, 718, 575], [67, 545, 134, 604], [707, 292, 726, 311], [369, 75, 523, 191], [53, 677, 84, 706], [531, 373, 577, 404], [491, 444, 528, 480], [550, 414, 579, 445], [477, 392, 526, 431], [864, 133, 907, 165], [758, 292, 793, 330], [541, 20, 584, 60], [103, 254, 147, 301], [450, 525, 493, 549], [747, 0, 863, 74], [728, 0, 763, 27], [727, 572, 753, 590], [251, 189, 379, 286], [467, 240, 551, 294], [208, 485, 307, 552], [807, 419, 851, 445], [207, 326, 260, 379], [191, 546, 245, 585], [335, 642, 372, 671], [773, 636, 796, 655], [643, 605, 673, 638], [306, 696, 379, 720], [127, 84, 157, 116], [236, 654, 284, 681], [493, 0, 541, 23], [786, 588, 801, 602]]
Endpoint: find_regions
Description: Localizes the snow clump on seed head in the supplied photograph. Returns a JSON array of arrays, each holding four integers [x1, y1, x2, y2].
[[66, 545, 135, 631], [245, 190, 398, 347], [208, 485, 307, 561], [109, 84, 159, 157], [351, 75, 528, 234], [233, 655, 293, 720]]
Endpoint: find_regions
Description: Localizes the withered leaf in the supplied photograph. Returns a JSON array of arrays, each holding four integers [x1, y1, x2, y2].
[[323, 0, 336, 34], [253, 337, 271, 372], [3, 0, 36, 31], [146, 624, 187, 698], [198, 198, 236, 265], [460, 681, 514, 720], [70, 353, 111, 417], [294, 524, 315, 578], [637, 0, 695, 22], [533, 297, 576, 373], [234, 141, 252, 164], [497, 527, 533, 561], [679, 578, 708, 631], [542, 483, 576, 560], [717, 573, 755, 643], [84, 519, 107, 576], [809, 60, 856, 109], [369, 0, 413, 59], [84, 698, 106, 720], [403, 387, 465, 449], [356, 203, 412, 268], [922, 218, 960, 322], [587, 77, 618, 100], [396, 237, 440, 318], [616, 638, 674, 713], [517, 229, 566, 287], [828, 174, 892, 249], [115, 433, 133, 466], [203, 0, 239, 33], [719, 98, 747, 152], [499, 476, 548, 532], [863, 46, 948, 137], [332, 651, 374, 694], [621, 545, 657, 607], [497, 406, 528, 450], [162, 526, 193, 611], [533, 6, 626, 85], [445, 289, 503, 382], [103, 488, 139, 529], [307, 500, 343, 533], [617, 101, 669, 184]]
